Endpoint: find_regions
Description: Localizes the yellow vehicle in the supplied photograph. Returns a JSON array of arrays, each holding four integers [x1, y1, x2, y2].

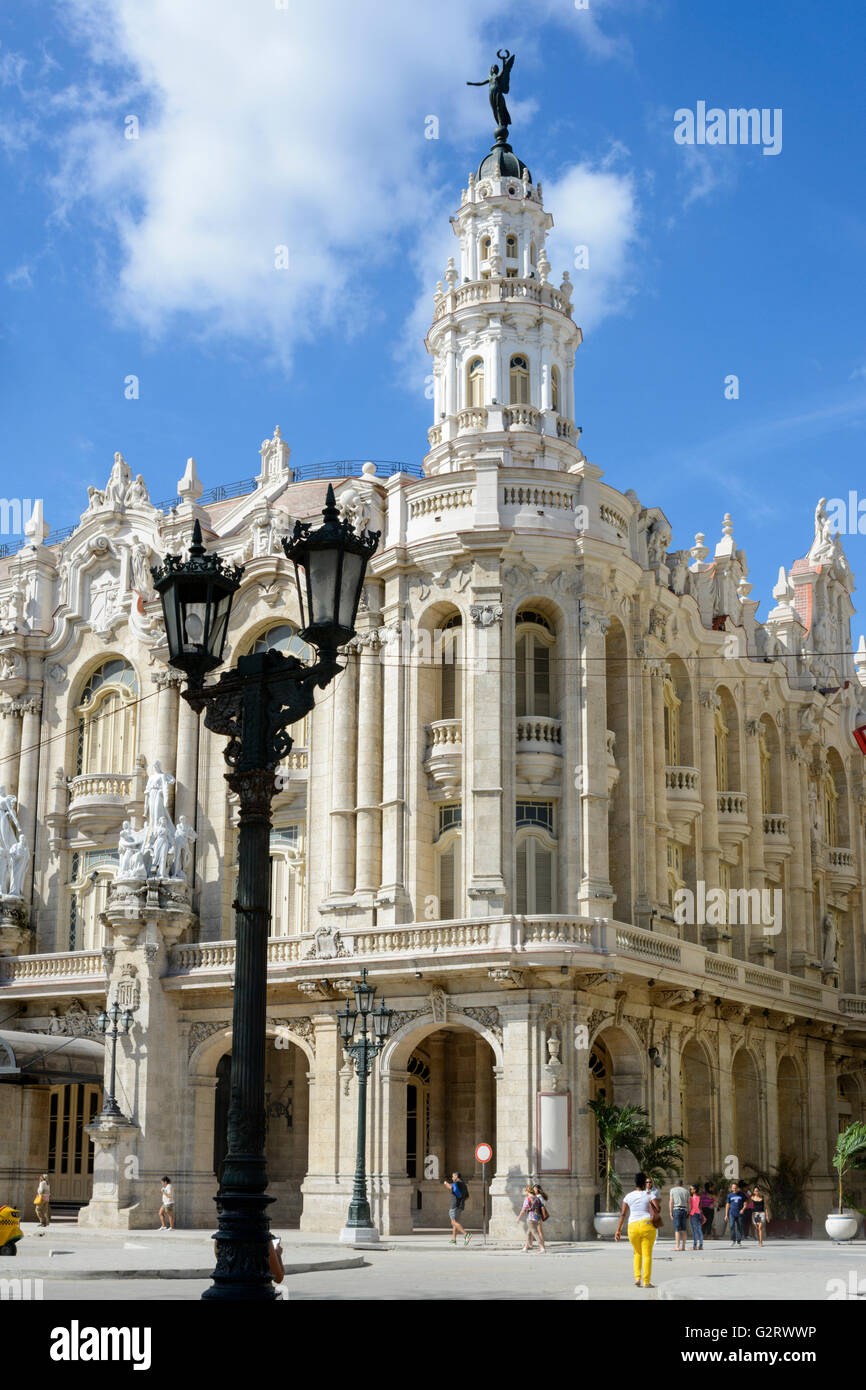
[[0, 1206, 23, 1250]]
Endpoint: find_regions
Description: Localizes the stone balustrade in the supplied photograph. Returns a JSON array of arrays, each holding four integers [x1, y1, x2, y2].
[[515, 716, 562, 749], [426, 718, 463, 750], [7, 923, 857, 1020], [503, 404, 540, 430], [763, 812, 790, 837], [717, 790, 748, 817], [68, 772, 134, 802], [423, 718, 463, 796], [432, 276, 572, 324], [456, 407, 488, 432], [502, 484, 577, 511], [666, 766, 700, 793], [409, 486, 475, 519]]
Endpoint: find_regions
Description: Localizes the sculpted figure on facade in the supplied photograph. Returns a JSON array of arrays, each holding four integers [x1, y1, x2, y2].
[[144, 761, 175, 844], [173, 815, 197, 880]]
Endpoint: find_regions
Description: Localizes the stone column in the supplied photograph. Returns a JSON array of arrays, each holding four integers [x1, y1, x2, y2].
[[329, 653, 357, 899], [474, 1034, 493, 1150], [377, 1068, 412, 1235], [378, 604, 410, 924], [717, 1027, 735, 1172], [578, 608, 613, 914], [467, 601, 506, 916], [639, 663, 658, 908], [174, 692, 200, 832], [152, 672, 181, 790], [743, 718, 769, 960], [698, 690, 724, 950], [783, 743, 808, 969], [489, 1002, 533, 1238], [573, 1002, 596, 1238], [16, 695, 42, 905], [354, 633, 383, 899], [300, 1014, 345, 1232], [792, 744, 818, 970], [0, 700, 23, 796], [650, 660, 671, 911]]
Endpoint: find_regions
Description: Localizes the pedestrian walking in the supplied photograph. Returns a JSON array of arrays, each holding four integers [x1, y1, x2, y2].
[[750, 1186, 770, 1246], [614, 1170, 661, 1289], [517, 1183, 547, 1251], [159, 1176, 176, 1230], [669, 1177, 690, 1251], [699, 1182, 717, 1238], [725, 1179, 746, 1246], [33, 1174, 50, 1232], [688, 1184, 705, 1250], [443, 1171, 471, 1245]]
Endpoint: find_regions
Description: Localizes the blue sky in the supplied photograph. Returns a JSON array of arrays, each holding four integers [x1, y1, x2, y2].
[[1, 0, 865, 623]]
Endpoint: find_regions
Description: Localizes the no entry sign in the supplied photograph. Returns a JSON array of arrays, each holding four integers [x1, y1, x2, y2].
[[475, 1142, 493, 1164]]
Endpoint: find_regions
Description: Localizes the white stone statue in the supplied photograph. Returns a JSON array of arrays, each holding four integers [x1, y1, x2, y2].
[[118, 820, 147, 880], [105, 452, 133, 509], [125, 474, 150, 507], [173, 815, 197, 879], [150, 820, 173, 879], [0, 787, 21, 858], [7, 836, 29, 897], [144, 761, 175, 844], [129, 536, 153, 595], [822, 913, 839, 972]]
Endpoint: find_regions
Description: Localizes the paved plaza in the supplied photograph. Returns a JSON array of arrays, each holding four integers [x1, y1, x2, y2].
[[5, 1223, 866, 1302]]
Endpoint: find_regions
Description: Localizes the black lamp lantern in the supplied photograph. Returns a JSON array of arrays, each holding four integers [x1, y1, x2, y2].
[[353, 967, 376, 1017], [372, 999, 393, 1043], [338, 998, 358, 1044], [151, 520, 244, 687], [282, 485, 379, 662]]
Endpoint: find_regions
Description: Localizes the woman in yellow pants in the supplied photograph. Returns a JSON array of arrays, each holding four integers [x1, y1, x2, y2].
[[614, 1171, 660, 1288]]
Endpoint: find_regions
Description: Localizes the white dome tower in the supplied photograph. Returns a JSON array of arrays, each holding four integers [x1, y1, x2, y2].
[[424, 114, 583, 476]]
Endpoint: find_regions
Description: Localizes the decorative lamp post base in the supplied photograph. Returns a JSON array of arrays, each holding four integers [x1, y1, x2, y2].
[[338, 1225, 380, 1246]]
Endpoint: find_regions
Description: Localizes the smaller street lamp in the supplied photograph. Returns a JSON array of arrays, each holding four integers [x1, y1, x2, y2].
[[95, 1001, 135, 1118], [338, 968, 393, 1245]]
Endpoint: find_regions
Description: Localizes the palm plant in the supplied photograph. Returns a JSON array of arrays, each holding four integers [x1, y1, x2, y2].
[[588, 1098, 651, 1209], [743, 1153, 815, 1221], [632, 1131, 688, 1189], [832, 1122, 866, 1215]]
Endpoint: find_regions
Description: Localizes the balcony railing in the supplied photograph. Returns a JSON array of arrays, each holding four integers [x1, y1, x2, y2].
[[503, 404, 540, 431], [457, 407, 488, 433], [666, 766, 699, 793], [763, 813, 790, 838], [717, 791, 748, 817], [68, 773, 134, 802], [515, 716, 562, 750], [432, 276, 573, 324], [0, 950, 105, 985]]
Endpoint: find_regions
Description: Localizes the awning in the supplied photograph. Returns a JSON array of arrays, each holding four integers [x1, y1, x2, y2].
[[0, 1029, 104, 1085]]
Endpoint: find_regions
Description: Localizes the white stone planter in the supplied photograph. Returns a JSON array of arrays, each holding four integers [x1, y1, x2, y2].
[[594, 1212, 621, 1239], [825, 1211, 859, 1242]]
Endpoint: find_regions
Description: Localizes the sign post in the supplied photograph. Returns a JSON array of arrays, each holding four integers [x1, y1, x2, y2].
[[475, 1141, 493, 1244]]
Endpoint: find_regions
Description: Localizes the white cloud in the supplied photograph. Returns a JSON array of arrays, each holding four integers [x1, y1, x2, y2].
[[545, 157, 641, 330], [7, 0, 645, 372]]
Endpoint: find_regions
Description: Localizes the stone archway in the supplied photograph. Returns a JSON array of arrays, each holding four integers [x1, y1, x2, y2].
[[380, 1015, 500, 1233], [777, 1054, 805, 1158], [589, 1024, 648, 1202], [188, 1024, 313, 1229], [680, 1037, 715, 1182], [732, 1046, 762, 1173]]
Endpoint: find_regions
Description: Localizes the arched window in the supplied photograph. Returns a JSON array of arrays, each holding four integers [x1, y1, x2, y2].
[[505, 234, 518, 260], [467, 357, 485, 409], [509, 355, 530, 405], [515, 613, 554, 718], [250, 623, 310, 660], [663, 677, 681, 766], [516, 834, 555, 914], [759, 729, 771, 814], [481, 235, 492, 262], [437, 615, 463, 721], [75, 659, 138, 776], [551, 366, 560, 414]]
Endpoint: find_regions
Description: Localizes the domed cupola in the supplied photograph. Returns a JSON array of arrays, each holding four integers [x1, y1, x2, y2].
[[423, 50, 584, 477]]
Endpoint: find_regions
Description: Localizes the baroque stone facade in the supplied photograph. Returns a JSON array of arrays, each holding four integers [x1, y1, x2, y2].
[[1, 134, 865, 1238]]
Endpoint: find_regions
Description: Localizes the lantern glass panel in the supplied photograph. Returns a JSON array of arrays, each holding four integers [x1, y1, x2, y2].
[[337, 551, 364, 632], [372, 1005, 392, 1042], [338, 1004, 357, 1042], [209, 590, 233, 662], [308, 549, 340, 627], [162, 591, 182, 661], [182, 600, 208, 649]]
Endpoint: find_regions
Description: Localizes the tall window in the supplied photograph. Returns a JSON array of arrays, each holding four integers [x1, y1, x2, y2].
[[438, 615, 463, 721], [516, 836, 555, 914], [824, 771, 839, 846], [515, 613, 553, 718], [75, 659, 138, 775], [438, 837, 461, 919], [759, 729, 772, 814], [481, 235, 492, 262], [714, 704, 729, 790], [268, 825, 304, 936], [551, 366, 560, 413], [667, 841, 684, 907], [505, 234, 518, 260], [467, 357, 485, 408], [663, 677, 681, 766], [509, 355, 530, 405]]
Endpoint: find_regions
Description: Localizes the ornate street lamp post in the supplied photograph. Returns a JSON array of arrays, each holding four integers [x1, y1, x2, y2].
[[337, 968, 393, 1243], [151, 487, 378, 1300], [95, 1001, 135, 1118]]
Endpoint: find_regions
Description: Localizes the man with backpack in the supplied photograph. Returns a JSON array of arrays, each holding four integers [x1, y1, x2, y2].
[[443, 1172, 471, 1245]]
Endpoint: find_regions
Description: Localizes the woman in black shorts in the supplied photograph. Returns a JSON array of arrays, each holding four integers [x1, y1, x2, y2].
[[750, 1186, 770, 1245]]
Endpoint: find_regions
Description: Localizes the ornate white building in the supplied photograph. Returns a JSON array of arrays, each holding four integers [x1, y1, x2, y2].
[[1, 128, 865, 1239]]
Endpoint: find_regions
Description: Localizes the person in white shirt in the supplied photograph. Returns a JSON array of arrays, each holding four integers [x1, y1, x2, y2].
[[34, 1175, 50, 1231], [669, 1179, 690, 1250], [614, 1170, 661, 1288], [159, 1176, 176, 1230]]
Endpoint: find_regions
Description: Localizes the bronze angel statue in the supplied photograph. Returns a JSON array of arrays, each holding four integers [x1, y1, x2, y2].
[[467, 49, 516, 134]]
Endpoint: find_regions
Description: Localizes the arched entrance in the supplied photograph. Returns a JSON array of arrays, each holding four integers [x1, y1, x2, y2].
[[732, 1047, 762, 1172], [208, 1036, 310, 1228], [383, 1020, 498, 1231], [680, 1039, 715, 1182], [589, 1026, 647, 1204], [777, 1055, 804, 1158]]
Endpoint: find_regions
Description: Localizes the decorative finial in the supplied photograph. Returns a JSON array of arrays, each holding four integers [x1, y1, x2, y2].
[[467, 49, 515, 146]]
